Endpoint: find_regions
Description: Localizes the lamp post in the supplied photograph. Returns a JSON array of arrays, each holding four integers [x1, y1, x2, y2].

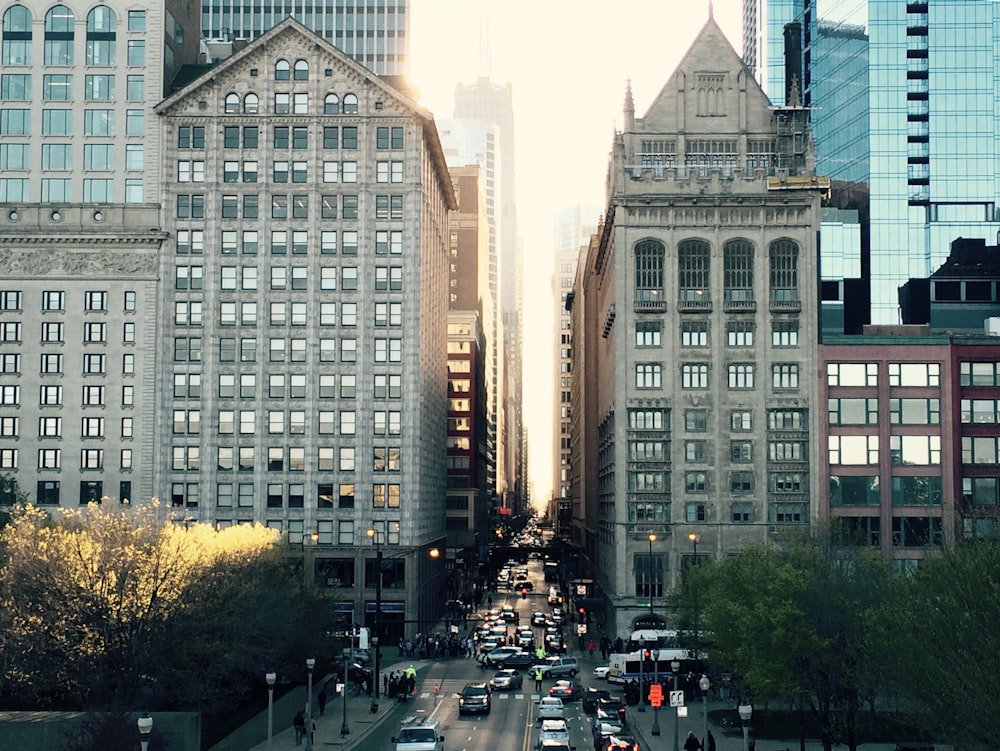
[[637, 648, 645, 712], [700, 674, 710, 744], [688, 531, 700, 565], [647, 532, 657, 617], [672, 659, 681, 751], [137, 713, 153, 751], [305, 658, 316, 751], [367, 526, 383, 701], [266, 672, 276, 747], [341, 625, 351, 737], [651, 648, 661, 736], [739, 702, 753, 751]]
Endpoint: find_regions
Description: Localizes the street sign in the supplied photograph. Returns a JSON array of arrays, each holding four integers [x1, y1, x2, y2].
[[651, 697, 663, 707], [669, 690, 684, 707], [649, 684, 663, 702]]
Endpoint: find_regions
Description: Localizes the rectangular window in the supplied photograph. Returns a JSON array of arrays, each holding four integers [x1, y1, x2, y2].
[[681, 364, 709, 389], [829, 435, 879, 465], [635, 363, 662, 389], [889, 435, 941, 466], [726, 321, 754, 347], [890, 362, 941, 387], [772, 364, 800, 389], [889, 398, 940, 425], [681, 321, 708, 347], [828, 398, 878, 425], [827, 362, 878, 387], [772, 320, 799, 347], [727, 364, 754, 389]]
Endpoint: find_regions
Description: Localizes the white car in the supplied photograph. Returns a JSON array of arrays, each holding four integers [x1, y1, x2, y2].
[[537, 718, 570, 748], [593, 666, 610, 679], [536, 696, 566, 722]]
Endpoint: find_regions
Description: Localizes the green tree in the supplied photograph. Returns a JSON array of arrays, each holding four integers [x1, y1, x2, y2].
[[676, 540, 898, 751], [0, 503, 336, 717], [894, 540, 1000, 751]]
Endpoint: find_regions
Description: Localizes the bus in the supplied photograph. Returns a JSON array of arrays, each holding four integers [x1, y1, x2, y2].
[[625, 629, 680, 651], [606, 647, 700, 685]]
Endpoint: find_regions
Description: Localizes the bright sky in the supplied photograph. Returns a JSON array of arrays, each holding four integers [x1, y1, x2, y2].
[[409, 1, 744, 506]]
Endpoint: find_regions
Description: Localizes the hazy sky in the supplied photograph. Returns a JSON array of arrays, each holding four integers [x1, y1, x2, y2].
[[409, 0, 744, 504]]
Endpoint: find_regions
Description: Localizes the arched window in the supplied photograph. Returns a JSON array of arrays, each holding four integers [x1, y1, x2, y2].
[[294, 59, 309, 80], [45, 5, 75, 65], [274, 59, 290, 80], [634, 239, 665, 304], [86, 6, 116, 65], [2, 5, 32, 66], [244, 93, 259, 114], [723, 239, 754, 302], [769, 239, 799, 302], [343, 93, 358, 114], [324, 93, 339, 114], [678, 239, 711, 302], [224, 93, 240, 114]]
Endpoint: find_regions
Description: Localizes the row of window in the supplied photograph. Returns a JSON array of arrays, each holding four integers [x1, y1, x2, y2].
[[0, 176, 144, 203], [1, 290, 126, 312], [176, 265, 404, 293], [827, 362, 940, 387], [223, 91, 363, 116], [0, 415, 135, 438], [170, 444, 401, 472], [1, 321, 133, 344], [626, 407, 807, 432], [179, 192, 404, 221], [829, 475, 942, 506], [828, 398, 940, 425], [172, 373, 402, 400], [634, 237, 799, 302], [2, 5, 146, 67], [0, 352, 137, 375], [637, 319, 799, 348], [0, 383, 133, 407], [1, 108, 143, 136], [176, 227, 404, 257], [625, 470, 807, 495], [831, 516, 944, 549], [1, 73, 145, 102], [635, 362, 801, 390], [173, 335, 385, 363], [626, 501, 808, 530], [627, 439, 805, 463], [0, 142, 145, 172], [829, 434, 941, 466], [177, 158, 405, 185]]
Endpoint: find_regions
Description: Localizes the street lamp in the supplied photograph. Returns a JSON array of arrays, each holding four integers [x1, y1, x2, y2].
[[672, 659, 681, 751], [340, 635, 351, 737], [266, 672, 276, 747], [647, 532, 657, 616], [367, 525, 383, 702], [688, 531, 700, 565], [137, 713, 153, 751], [699, 674, 711, 745], [305, 658, 316, 751], [738, 702, 753, 751], [651, 648, 661, 736]]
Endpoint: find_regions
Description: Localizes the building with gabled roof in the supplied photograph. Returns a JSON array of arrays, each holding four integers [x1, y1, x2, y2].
[[571, 12, 822, 635], [154, 17, 456, 639]]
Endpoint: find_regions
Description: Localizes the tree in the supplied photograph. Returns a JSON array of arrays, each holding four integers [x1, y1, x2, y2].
[[894, 540, 1000, 751], [0, 503, 336, 716], [676, 540, 898, 751]]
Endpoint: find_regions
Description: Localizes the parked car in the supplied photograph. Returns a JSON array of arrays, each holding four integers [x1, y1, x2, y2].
[[458, 683, 492, 715], [549, 679, 581, 702], [593, 666, 610, 680], [490, 669, 524, 691], [536, 696, 566, 722], [582, 687, 612, 714], [532, 656, 579, 678]]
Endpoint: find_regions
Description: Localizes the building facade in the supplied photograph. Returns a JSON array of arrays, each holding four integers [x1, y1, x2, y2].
[[0, 0, 202, 507], [154, 18, 455, 637], [200, 0, 409, 77], [576, 16, 822, 635]]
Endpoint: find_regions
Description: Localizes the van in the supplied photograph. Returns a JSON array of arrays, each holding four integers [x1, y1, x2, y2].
[[391, 717, 444, 751]]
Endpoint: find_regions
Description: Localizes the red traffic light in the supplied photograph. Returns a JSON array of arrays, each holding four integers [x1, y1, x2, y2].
[[643, 649, 651, 659], [578, 607, 586, 615]]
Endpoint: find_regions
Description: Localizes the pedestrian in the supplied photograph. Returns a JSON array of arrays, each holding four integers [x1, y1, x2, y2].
[[318, 686, 327, 715], [684, 731, 702, 751], [383, 672, 389, 694], [587, 639, 596, 656], [534, 667, 543, 691], [292, 710, 305, 746], [309, 717, 317, 746], [707, 730, 717, 751]]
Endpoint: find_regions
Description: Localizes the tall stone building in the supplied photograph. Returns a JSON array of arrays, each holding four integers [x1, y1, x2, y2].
[[0, 0, 201, 507], [573, 14, 823, 635], [154, 18, 455, 637]]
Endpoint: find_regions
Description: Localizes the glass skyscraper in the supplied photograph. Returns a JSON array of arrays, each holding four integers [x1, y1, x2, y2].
[[201, 0, 409, 76], [746, 0, 1000, 323]]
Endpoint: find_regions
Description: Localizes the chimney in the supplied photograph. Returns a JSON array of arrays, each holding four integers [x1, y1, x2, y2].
[[234, 38, 248, 52], [783, 21, 803, 107]]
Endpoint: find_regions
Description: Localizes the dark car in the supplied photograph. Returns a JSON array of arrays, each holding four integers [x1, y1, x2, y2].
[[495, 650, 535, 669], [459, 682, 492, 715], [516, 580, 534, 591], [595, 698, 628, 728], [583, 687, 612, 714], [549, 679, 581, 702]]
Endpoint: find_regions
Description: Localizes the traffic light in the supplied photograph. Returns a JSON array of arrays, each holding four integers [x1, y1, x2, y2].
[[643, 649, 651, 660], [521, 587, 527, 599], [578, 606, 586, 623]]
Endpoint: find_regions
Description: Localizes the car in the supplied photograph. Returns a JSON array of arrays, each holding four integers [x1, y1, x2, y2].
[[490, 669, 524, 691], [479, 637, 501, 654], [531, 611, 547, 627], [582, 687, 612, 714], [592, 720, 626, 751], [536, 696, 566, 722], [594, 698, 628, 728], [532, 656, 579, 678], [495, 650, 535, 669], [602, 732, 639, 751], [458, 682, 492, 715], [516, 580, 535, 592], [549, 679, 581, 701], [486, 646, 523, 666], [538, 718, 571, 748], [392, 718, 445, 751], [501, 604, 519, 623], [593, 666, 610, 680], [516, 630, 535, 649]]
